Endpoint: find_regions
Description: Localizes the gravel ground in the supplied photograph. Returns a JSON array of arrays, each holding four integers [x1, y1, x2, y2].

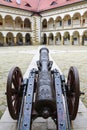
[[0, 45, 87, 118]]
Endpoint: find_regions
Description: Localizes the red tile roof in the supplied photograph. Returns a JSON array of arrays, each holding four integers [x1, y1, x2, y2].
[[38, 0, 82, 12], [0, 0, 83, 12]]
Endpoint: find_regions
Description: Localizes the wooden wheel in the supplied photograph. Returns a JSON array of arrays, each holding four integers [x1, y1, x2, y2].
[[67, 66, 80, 120], [6, 67, 23, 120]]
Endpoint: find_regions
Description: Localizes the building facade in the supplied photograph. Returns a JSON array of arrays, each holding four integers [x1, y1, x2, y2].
[[0, 0, 87, 46]]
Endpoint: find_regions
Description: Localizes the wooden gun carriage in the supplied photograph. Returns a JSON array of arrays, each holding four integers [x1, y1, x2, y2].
[[6, 47, 81, 130]]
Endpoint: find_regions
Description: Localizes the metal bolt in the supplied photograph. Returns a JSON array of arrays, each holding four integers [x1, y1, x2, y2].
[[24, 123, 27, 127], [60, 122, 63, 126]]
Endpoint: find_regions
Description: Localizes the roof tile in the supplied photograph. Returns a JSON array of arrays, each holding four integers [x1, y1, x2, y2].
[[0, 0, 83, 12]]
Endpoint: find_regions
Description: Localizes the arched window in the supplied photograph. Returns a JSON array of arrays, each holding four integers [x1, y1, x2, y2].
[[42, 19, 47, 28]]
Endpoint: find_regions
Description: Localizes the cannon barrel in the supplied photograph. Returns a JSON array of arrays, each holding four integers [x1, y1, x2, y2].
[[35, 48, 56, 118]]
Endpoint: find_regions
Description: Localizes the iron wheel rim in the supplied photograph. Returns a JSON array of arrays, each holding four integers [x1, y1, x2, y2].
[[6, 67, 23, 120], [67, 66, 80, 120]]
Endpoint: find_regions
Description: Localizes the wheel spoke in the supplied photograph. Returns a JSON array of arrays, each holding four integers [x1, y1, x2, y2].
[[12, 75, 18, 89], [11, 96, 16, 103], [11, 88, 17, 95]]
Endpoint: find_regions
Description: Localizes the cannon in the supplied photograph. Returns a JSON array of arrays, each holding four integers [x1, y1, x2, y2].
[[6, 47, 81, 130]]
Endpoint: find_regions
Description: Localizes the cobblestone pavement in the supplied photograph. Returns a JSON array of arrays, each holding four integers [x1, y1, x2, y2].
[[0, 45, 87, 118]]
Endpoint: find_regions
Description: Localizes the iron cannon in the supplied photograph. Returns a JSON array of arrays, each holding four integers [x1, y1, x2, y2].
[[6, 47, 81, 130]]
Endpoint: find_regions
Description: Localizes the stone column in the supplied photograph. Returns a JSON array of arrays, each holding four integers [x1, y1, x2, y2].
[[23, 37, 25, 45], [14, 37, 16, 45], [53, 21, 55, 30], [61, 35, 64, 45], [81, 16, 83, 27], [62, 19, 64, 29], [3, 19, 5, 29], [80, 35, 83, 45], [70, 35, 73, 45], [23, 21, 24, 29], [13, 20, 15, 29], [4, 36, 7, 46], [71, 18, 73, 28]]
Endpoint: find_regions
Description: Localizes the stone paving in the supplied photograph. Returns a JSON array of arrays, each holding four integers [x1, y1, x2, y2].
[[0, 46, 87, 130]]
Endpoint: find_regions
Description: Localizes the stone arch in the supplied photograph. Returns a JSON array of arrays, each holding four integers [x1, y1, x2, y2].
[[0, 15, 3, 27], [16, 33, 23, 45], [55, 32, 61, 45], [72, 13, 81, 27], [25, 33, 31, 45], [64, 32, 70, 45], [48, 33, 54, 45], [55, 16, 62, 28], [42, 19, 47, 29], [48, 18, 54, 30], [72, 31, 80, 45], [63, 14, 71, 27], [6, 32, 14, 46], [83, 30, 87, 45], [5, 15, 13, 28], [73, 12, 81, 19], [24, 18, 31, 28], [0, 32, 4, 46], [15, 17, 23, 28]]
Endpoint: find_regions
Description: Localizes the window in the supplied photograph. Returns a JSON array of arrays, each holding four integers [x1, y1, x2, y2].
[[74, 38, 77, 41], [60, 21, 62, 26], [58, 21, 62, 26], [25, 3, 31, 7], [50, 1, 57, 6], [68, 19, 71, 25]]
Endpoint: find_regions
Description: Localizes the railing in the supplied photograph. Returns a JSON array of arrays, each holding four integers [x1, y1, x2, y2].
[[5, 26, 14, 30], [64, 40, 70, 45], [0, 25, 31, 31], [73, 20, 81, 27], [55, 40, 61, 45]]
